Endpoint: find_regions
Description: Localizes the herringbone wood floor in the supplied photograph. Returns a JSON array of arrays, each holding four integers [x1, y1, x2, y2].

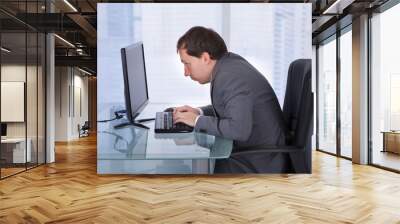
[[1, 135, 400, 224]]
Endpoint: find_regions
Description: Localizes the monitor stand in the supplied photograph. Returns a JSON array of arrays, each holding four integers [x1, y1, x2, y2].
[[113, 120, 149, 129], [113, 110, 155, 129]]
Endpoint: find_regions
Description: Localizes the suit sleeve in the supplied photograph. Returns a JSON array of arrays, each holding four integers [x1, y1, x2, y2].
[[199, 105, 215, 116], [194, 76, 253, 142]]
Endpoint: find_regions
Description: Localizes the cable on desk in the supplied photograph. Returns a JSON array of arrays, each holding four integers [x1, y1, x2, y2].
[[97, 110, 126, 123]]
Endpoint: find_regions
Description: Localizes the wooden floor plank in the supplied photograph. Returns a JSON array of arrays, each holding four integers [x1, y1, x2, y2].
[[1, 135, 400, 223]]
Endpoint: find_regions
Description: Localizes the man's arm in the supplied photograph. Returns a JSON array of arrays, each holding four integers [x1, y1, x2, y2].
[[199, 105, 215, 116], [194, 78, 253, 142]]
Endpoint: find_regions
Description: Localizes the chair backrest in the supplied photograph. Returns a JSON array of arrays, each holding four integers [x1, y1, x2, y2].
[[282, 59, 311, 144], [82, 121, 90, 130], [293, 71, 313, 147], [291, 70, 313, 173]]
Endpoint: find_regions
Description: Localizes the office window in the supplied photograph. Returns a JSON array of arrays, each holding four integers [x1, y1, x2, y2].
[[27, 31, 38, 169], [144, 4, 310, 106], [97, 3, 140, 119], [229, 4, 311, 105], [371, 3, 400, 171], [0, 1, 46, 179], [339, 28, 352, 158], [317, 36, 337, 154], [97, 3, 311, 119], [1, 31, 27, 177], [141, 4, 222, 106]]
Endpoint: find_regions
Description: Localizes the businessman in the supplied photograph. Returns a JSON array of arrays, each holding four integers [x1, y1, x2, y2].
[[173, 26, 287, 150]]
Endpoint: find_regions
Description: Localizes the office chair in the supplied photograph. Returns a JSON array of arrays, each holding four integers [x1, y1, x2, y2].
[[79, 121, 90, 138], [214, 59, 313, 173], [282, 59, 313, 173]]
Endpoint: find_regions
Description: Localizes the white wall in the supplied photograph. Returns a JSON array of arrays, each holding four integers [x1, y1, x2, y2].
[[1, 63, 45, 164], [1, 65, 30, 138], [1, 82, 25, 122], [55, 67, 89, 141], [72, 73, 89, 138], [55, 67, 68, 141]]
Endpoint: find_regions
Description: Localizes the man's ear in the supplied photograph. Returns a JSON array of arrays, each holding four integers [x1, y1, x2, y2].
[[201, 52, 211, 64]]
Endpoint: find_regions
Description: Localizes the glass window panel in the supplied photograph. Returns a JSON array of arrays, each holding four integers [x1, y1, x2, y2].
[[0, 1, 46, 179], [229, 4, 311, 105], [371, 4, 400, 170], [1, 31, 27, 177], [27, 31, 38, 169], [318, 37, 337, 154], [340, 29, 352, 158], [24, 0, 39, 169]]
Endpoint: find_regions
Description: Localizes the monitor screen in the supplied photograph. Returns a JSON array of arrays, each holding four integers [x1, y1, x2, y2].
[[1, 123, 7, 137], [120, 42, 149, 122]]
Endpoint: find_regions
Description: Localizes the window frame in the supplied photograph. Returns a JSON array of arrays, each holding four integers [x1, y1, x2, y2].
[[315, 23, 353, 161]]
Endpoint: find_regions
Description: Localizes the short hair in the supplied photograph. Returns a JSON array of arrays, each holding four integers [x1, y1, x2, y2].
[[177, 26, 227, 60]]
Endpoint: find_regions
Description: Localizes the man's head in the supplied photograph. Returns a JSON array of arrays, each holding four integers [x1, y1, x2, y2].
[[177, 26, 227, 84]]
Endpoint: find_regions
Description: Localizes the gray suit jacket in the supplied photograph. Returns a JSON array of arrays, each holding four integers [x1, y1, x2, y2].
[[194, 52, 287, 149]]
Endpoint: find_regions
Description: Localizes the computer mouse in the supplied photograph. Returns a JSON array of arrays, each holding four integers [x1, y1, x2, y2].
[[164, 107, 175, 112]]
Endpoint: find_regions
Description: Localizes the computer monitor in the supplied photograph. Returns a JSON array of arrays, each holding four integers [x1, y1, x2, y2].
[[116, 42, 150, 129], [1, 123, 7, 138]]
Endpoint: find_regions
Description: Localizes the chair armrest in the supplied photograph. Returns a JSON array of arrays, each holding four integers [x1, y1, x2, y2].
[[231, 145, 304, 157]]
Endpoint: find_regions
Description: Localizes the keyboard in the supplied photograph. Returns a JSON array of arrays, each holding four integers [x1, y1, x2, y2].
[[155, 112, 193, 133]]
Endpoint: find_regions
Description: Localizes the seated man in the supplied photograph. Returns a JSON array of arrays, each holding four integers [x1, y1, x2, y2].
[[173, 26, 287, 151]]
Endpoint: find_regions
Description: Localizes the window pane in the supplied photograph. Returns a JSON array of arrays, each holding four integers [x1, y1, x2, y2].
[[1, 31, 27, 177], [371, 4, 400, 170], [27, 31, 38, 169], [340, 29, 352, 158], [0, 1, 46, 178], [229, 5, 311, 105], [318, 37, 337, 154]]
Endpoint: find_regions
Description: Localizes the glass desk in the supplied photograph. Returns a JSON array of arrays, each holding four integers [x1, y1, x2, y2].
[[97, 119, 233, 174]]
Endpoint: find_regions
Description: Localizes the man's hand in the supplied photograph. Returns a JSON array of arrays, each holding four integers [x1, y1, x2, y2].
[[173, 105, 200, 115], [173, 111, 198, 127]]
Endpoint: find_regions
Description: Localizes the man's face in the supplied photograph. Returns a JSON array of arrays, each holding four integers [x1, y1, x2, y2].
[[178, 48, 214, 84]]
